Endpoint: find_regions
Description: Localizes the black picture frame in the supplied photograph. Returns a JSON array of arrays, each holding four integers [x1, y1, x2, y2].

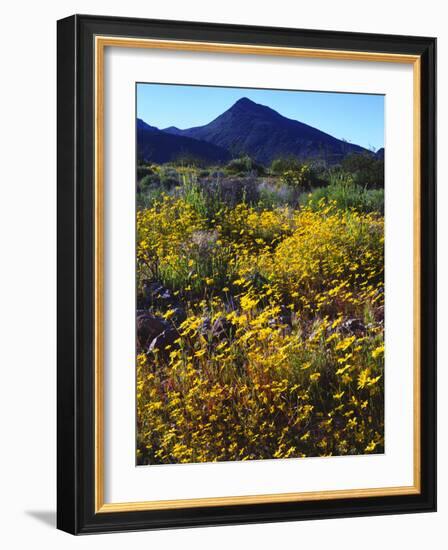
[[57, 14, 436, 535]]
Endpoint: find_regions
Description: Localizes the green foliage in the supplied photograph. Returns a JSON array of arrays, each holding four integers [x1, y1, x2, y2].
[[158, 165, 181, 188], [225, 155, 266, 176], [181, 174, 229, 222], [182, 175, 210, 219], [137, 165, 180, 208], [303, 172, 384, 214], [138, 173, 159, 191], [137, 164, 155, 181], [341, 152, 384, 188], [257, 180, 298, 209], [280, 163, 316, 191], [270, 157, 319, 191], [171, 153, 206, 168], [136, 187, 166, 210], [270, 156, 303, 174]]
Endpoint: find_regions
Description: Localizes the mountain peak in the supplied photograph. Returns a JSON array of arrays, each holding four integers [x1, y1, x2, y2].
[[231, 97, 266, 112], [155, 98, 367, 165], [233, 97, 256, 107], [227, 97, 281, 121]]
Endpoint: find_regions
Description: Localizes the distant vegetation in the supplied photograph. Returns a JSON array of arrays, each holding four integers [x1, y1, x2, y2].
[[136, 152, 384, 212]]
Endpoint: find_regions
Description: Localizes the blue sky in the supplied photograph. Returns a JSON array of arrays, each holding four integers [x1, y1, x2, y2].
[[137, 83, 384, 151]]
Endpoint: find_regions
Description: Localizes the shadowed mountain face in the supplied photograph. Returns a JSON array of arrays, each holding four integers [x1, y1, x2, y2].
[[137, 119, 231, 164], [137, 118, 159, 132], [375, 147, 385, 160], [162, 97, 367, 165]]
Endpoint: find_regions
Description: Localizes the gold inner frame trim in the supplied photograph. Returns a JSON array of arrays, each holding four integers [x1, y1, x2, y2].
[[94, 35, 422, 513]]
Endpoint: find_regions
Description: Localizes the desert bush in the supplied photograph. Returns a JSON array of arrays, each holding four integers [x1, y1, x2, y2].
[[182, 173, 261, 217], [136, 187, 167, 210], [137, 164, 156, 181], [303, 172, 384, 213], [181, 174, 230, 222], [137, 166, 177, 208], [172, 153, 206, 168], [270, 156, 302, 174], [138, 172, 160, 191], [225, 155, 266, 176], [158, 165, 181, 188], [204, 176, 260, 207], [182, 175, 210, 219], [257, 180, 297, 208], [280, 163, 316, 191], [341, 152, 384, 188]]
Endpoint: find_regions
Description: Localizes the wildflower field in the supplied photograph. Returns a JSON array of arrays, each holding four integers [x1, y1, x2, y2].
[[136, 162, 384, 465]]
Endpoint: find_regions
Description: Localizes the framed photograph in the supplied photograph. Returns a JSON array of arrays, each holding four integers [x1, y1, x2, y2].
[[57, 14, 436, 534]]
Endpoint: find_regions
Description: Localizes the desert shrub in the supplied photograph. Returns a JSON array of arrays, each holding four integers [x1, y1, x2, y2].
[[137, 164, 155, 181], [304, 172, 384, 214], [172, 153, 206, 168], [182, 173, 261, 216], [270, 156, 303, 174], [138, 172, 160, 191], [208, 169, 226, 179], [182, 176, 210, 219], [137, 165, 177, 207], [280, 163, 316, 191], [136, 187, 167, 210], [204, 176, 260, 208], [341, 152, 384, 188], [257, 180, 297, 208], [158, 165, 180, 188], [181, 174, 234, 221], [225, 155, 266, 176]]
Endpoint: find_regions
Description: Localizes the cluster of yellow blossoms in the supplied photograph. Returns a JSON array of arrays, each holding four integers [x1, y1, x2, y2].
[[137, 194, 384, 464]]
